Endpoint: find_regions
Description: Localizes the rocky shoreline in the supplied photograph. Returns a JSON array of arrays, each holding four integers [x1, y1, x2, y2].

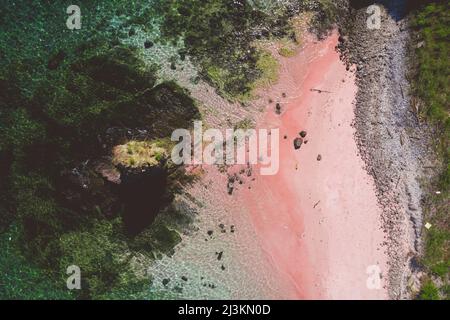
[[338, 1, 435, 299]]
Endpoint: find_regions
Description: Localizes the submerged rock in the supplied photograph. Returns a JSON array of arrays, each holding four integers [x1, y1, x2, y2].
[[144, 40, 154, 48], [118, 163, 168, 236], [48, 50, 66, 70], [216, 251, 223, 260], [111, 140, 170, 235]]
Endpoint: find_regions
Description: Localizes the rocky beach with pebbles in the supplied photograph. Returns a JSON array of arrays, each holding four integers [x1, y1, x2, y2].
[[337, 0, 435, 299]]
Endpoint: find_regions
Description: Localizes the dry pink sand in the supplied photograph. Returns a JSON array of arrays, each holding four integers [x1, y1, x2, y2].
[[237, 32, 389, 299]]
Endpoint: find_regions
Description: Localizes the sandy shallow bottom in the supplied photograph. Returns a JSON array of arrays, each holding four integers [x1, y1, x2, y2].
[[148, 32, 389, 299], [146, 166, 291, 299]]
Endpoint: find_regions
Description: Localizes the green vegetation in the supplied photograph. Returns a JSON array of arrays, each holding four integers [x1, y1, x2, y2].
[[412, 3, 450, 127], [0, 225, 74, 300], [0, 0, 345, 299], [423, 226, 450, 278], [278, 46, 297, 58], [206, 66, 229, 93], [158, 0, 282, 99], [419, 280, 440, 300], [410, 2, 449, 300], [158, 0, 341, 100], [57, 219, 129, 298], [113, 141, 167, 168], [254, 52, 280, 88], [234, 118, 255, 131], [0, 1, 199, 299]]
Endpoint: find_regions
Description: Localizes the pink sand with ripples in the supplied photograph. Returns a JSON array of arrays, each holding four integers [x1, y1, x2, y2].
[[238, 32, 388, 299]]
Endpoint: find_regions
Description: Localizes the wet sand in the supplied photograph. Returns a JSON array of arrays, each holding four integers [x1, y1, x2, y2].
[[238, 32, 388, 299]]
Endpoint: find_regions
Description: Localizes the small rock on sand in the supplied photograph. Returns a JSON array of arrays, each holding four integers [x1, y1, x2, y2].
[[275, 103, 281, 114], [227, 182, 234, 195], [293, 137, 303, 150]]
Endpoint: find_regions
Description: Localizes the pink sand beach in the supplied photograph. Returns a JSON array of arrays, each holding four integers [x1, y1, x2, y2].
[[234, 32, 388, 299]]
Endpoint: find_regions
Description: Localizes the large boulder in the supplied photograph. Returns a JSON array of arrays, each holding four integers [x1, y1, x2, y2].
[[293, 137, 303, 150]]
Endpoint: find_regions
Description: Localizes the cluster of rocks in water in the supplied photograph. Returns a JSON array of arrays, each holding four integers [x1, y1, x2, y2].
[[161, 275, 218, 294], [159, 221, 236, 294], [226, 165, 254, 195], [206, 224, 236, 240]]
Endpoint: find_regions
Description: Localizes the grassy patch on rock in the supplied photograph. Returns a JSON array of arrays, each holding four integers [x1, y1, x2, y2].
[[419, 279, 440, 300], [255, 51, 280, 87], [113, 141, 167, 168], [278, 46, 298, 57]]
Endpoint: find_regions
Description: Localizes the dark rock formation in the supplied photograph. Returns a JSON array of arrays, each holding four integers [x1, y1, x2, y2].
[[144, 40, 154, 48], [47, 50, 66, 70]]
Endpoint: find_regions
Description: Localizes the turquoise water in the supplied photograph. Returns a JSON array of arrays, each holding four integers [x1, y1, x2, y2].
[[0, 0, 314, 299]]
